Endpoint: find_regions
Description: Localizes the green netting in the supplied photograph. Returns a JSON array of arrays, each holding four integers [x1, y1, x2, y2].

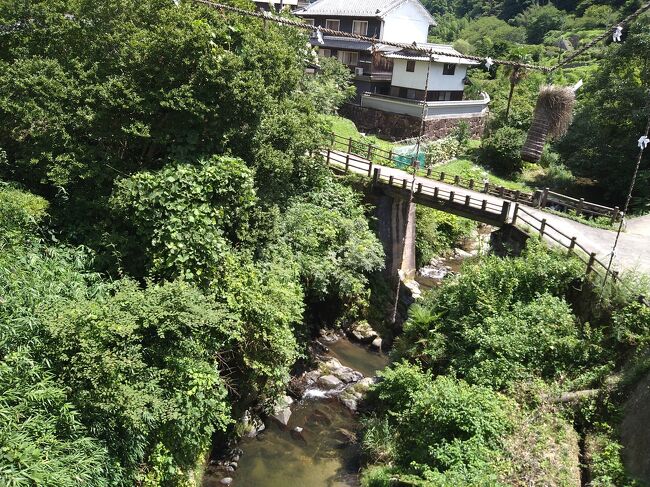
[[392, 145, 426, 169]]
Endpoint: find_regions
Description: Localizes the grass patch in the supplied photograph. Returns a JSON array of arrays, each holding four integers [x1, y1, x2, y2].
[[323, 114, 394, 153], [422, 157, 531, 192]]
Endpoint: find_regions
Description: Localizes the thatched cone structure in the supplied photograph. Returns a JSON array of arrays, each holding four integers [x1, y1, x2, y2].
[[521, 85, 575, 163]]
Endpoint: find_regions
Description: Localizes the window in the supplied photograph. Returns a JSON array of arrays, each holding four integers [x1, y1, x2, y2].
[[303, 18, 315, 26], [318, 48, 331, 58], [398, 87, 408, 98], [352, 20, 368, 36], [426, 91, 454, 101], [337, 50, 358, 66], [406, 89, 418, 100], [442, 63, 456, 75], [325, 19, 340, 31], [406, 60, 416, 72]]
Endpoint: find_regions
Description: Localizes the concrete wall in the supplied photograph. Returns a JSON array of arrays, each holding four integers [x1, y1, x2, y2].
[[361, 93, 489, 119], [340, 103, 487, 140], [391, 59, 468, 91], [375, 192, 416, 279], [381, 2, 430, 43]]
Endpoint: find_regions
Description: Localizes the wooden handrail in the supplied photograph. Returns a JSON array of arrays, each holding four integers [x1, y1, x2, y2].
[[324, 149, 630, 288], [327, 133, 622, 222]]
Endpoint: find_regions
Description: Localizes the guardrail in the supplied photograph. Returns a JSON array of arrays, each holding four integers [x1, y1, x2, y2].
[[325, 148, 512, 226], [533, 189, 622, 223], [512, 204, 617, 281], [326, 133, 623, 223]]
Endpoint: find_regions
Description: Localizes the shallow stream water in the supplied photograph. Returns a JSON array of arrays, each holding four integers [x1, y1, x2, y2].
[[203, 339, 388, 487]]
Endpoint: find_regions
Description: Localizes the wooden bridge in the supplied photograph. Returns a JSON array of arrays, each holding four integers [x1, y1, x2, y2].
[[324, 147, 650, 283]]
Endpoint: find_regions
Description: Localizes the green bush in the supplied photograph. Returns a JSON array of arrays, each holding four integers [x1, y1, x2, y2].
[[451, 121, 471, 146], [0, 184, 48, 246], [395, 240, 586, 369], [364, 363, 514, 485], [415, 207, 476, 267], [453, 294, 584, 389], [425, 137, 461, 166], [480, 126, 526, 175]]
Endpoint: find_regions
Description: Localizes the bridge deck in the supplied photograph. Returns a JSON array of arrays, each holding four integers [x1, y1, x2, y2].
[[325, 150, 650, 276]]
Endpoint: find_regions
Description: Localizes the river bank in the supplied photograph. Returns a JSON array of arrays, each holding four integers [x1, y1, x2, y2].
[[202, 336, 388, 487]]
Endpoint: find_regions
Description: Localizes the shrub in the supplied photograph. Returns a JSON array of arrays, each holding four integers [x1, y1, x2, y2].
[[480, 126, 526, 175], [453, 294, 584, 389], [395, 240, 586, 367], [365, 363, 514, 484], [425, 137, 461, 166], [539, 145, 560, 168], [415, 207, 476, 267], [0, 184, 48, 246], [451, 121, 471, 146]]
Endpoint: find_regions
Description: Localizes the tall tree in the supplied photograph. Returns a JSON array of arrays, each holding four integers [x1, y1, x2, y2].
[[557, 15, 650, 209]]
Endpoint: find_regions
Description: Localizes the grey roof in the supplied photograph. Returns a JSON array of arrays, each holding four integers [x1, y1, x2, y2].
[[384, 43, 480, 65], [295, 0, 436, 25], [311, 36, 401, 51]]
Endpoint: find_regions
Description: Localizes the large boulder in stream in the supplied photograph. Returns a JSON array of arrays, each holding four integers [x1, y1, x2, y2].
[[347, 321, 378, 343], [270, 395, 294, 427], [338, 377, 379, 412], [318, 374, 343, 389]]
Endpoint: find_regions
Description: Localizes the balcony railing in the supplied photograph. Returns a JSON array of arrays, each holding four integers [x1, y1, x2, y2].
[[360, 92, 490, 119]]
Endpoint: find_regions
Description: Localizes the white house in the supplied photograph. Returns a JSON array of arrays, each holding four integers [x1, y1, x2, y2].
[[295, 0, 490, 138], [253, 0, 302, 11], [295, 0, 436, 98]]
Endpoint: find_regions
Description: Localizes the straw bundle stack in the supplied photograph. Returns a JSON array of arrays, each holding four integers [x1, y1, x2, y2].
[[521, 85, 575, 163]]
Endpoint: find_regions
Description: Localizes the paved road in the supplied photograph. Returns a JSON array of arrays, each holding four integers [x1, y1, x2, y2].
[[327, 151, 650, 275]]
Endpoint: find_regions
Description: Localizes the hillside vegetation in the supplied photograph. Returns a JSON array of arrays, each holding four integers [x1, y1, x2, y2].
[[423, 0, 650, 212], [0, 1, 384, 484], [361, 242, 650, 486]]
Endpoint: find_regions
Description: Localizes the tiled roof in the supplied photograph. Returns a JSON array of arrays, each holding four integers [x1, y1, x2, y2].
[[295, 0, 435, 24], [384, 43, 480, 65], [310, 36, 401, 52]]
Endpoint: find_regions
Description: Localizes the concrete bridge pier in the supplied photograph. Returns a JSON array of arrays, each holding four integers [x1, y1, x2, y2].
[[376, 191, 416, 280]]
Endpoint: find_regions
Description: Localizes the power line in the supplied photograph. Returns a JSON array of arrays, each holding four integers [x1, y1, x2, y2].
[[192, 0, 650, 74], [191, 0, 551, 72], [550, 0, 650, 73]]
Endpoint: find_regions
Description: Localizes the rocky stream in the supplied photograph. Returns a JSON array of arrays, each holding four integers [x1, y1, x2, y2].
[[202, 230, 490, 487]]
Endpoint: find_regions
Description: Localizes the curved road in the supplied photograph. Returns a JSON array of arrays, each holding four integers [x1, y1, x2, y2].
[[327, 151, 650, 275]]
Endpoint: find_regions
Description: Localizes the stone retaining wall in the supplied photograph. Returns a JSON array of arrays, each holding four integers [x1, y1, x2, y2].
[[340, 104, 487, 140]]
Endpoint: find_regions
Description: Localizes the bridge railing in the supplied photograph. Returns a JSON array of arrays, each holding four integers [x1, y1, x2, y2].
[[325, 133, 623, 223], [325, 148, 511, 223], [512, 204, 617, 281], [372, 169, 506, 217], [327, 148, 641, 292]]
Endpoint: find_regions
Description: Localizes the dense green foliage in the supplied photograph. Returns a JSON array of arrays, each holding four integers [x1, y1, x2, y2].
[[415, 207, 476, 267], [0, 0, 383, 484], [557, 16, 650, 209], [424, 0, 650, 210], [480, 126, 527, 175], [363, 364, 515, 486], [362, 241, 649, 485]]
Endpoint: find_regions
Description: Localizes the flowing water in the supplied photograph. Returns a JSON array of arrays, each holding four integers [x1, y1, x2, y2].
[[203, 339, 388, 487]]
